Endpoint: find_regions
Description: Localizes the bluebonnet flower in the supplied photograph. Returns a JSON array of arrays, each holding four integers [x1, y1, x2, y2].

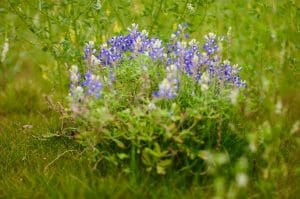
[[131, 30, 150, 55], [218, 60, 246, 87], [69, 65, 80, 85], [77, 23, 246, 104], [147, 38, 164, 60], [165, 25, 246, 92], [167, 39, 202, 81], [198, 72, 210, 92], [220, 60, 234, 81], [176, 23, 188, 37], [96, 23, 166, 67], [127, 23, 139, 37], [170, 41, 187, 71], [69, 65, 85, 102], [206, 54, 220, 77], [154, 65, 179, 99], [69, 65, 103, 102], [84, 41, 100, 67], [84, 41, 94, 60], [203, 33, 218, 55], [82, 71, 103, 98], [98, 44, 122, 66]]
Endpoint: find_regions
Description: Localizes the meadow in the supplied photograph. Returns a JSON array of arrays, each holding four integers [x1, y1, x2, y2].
[[0, 0, 299, 198]]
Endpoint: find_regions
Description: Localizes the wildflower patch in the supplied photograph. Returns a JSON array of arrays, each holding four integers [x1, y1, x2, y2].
[[65, 24, 247, 175]]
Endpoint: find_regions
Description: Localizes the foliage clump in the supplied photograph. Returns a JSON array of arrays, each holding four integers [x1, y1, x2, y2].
[[65, 24, 248, 177]]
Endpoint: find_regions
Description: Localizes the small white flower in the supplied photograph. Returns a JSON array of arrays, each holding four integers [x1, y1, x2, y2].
[[91, 55, 100, 66], [275, 99, 283, 114], [232, 64, 240, 74], [147, 102, 156, 111], [70, 65, 78, 72], [230, 89, 239, 105], [227, 26, 232, 38], [153, 39, 162, 48], [192, 54, 199, 64], [1, 38, 9, 63], [69, 65, 79, 83], [167, 64, 177, 72], [136, 37, 142, 45], [223, 59, 230, 65], [75, 86, 84, 94], [215, 153, 229, 165], [159, 79, 172, 91], [187, 3, 195, 12], [101, 43, 108, 48], [249, 142, 257, 152], [200, 72, 210, 84], [94, 0, 102, 10], [87, 41, 95, 47], [189, 39, 198, 46], [141, 29, 148, 37], [33, 13, 40, 26], [204, 33, 216, 41], [178, 24, 183, 30], [201, 84, 209, 92], [199, 72, 210, 92], [128, 23, 138, 32], [236, 173, 248, 187], [290, 120, 300, 135], [178, 41, 187, 48], [270, 29, 276, 41]]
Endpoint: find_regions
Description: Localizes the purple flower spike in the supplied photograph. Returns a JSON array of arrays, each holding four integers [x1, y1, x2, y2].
[[82, 71, 103, 98]]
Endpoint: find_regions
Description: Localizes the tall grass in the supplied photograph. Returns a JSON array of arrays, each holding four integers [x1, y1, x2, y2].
[[0, 0, 299, 198]]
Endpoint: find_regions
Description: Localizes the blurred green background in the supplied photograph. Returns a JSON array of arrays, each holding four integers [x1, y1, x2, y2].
[[0, 0, 299, 198]]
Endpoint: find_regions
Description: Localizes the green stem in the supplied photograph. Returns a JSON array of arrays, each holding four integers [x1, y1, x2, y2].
[[108, 0, 126, 31], [130, 144, 137, 180], [150, 0, 163, 35]]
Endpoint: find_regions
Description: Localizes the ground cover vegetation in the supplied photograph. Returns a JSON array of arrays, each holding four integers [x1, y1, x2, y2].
[[0, 0, 299, 198]]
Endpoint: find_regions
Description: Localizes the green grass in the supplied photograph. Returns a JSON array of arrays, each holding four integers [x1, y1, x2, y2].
[[0, 0, 299, 198]]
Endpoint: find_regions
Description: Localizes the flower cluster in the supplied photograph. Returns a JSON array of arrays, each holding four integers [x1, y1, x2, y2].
[[165, 25, 245, 90], [82, 71, 102, 98], [153, 64, 179, 99], [69, 65, 102, 102], [69, 23, 246, 105], [85, 24, 164, 68]]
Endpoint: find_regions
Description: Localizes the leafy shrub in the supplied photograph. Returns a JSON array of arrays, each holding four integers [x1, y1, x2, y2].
[[62, 24, 248, 177]]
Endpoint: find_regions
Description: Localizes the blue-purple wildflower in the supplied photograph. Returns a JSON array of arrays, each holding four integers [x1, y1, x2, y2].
[[82, 71, 102, 98], [203, 33, 218, 55], [86, 24, 165, 68], [69, 65, 102, 102], [153, 64, 179, 99], [69, 65, 82, 99], [73, 23, 246, 104]]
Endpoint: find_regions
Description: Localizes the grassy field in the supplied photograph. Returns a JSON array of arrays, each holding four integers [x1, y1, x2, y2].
[[0, 0, 299, 198]]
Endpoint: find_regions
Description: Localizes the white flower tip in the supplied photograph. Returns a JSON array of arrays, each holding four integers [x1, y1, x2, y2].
[[236, 173, 248, 187], [70, 65, 78, 72], [87, 41, 95, 47], [223, 59, 230, 65]]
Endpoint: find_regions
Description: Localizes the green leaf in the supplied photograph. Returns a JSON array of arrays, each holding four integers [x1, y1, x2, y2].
[[156, 159, 172, 175], [117, 153, 129, 160], [113, 139, 126, 149]]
